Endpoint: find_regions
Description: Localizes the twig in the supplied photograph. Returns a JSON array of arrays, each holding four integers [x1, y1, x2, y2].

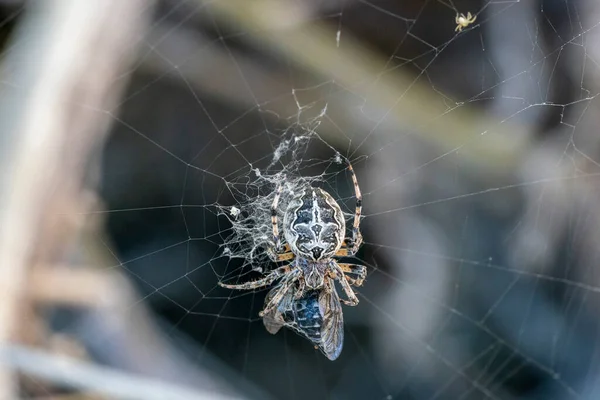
[[27, 267, 115, 308], [0, 0, 154, 396], [27, 255, 249, 398], [0, 345, 240, 400]]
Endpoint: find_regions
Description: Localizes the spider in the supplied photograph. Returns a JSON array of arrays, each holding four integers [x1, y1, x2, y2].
[[455, 12, 476, 32], [219, 160, 366, 327]]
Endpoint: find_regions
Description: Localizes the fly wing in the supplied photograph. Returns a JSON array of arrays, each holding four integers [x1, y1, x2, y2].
[[318, 281, 344, 360], [262, 285, 294, 334]]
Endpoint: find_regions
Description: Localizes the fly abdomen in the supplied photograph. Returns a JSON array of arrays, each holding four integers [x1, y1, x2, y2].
[[290, 290, 323, 344], [276, 285, 343, 361]]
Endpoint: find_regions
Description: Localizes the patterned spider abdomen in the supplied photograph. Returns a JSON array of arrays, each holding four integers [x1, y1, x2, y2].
[[283, 188, 346, 261]]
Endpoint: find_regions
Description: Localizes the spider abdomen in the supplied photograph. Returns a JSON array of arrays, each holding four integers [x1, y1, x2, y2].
[[283, 188, 345, 261]]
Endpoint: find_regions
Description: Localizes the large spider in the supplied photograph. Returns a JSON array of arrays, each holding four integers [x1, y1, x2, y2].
[[219, 161, 366, 323]]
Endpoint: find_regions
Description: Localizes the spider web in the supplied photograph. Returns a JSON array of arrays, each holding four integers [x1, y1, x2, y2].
[[215, 113, 348, 274], [19, 0, 600, 398]]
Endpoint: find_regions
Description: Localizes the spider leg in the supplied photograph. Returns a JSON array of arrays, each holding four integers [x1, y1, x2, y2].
[[337, 263, 367, 286], [346, 162, 363, 255], [259, 271, 300, 317], [219, 265, 291, 290], [334, 238, 362, 257], [270, 185, 284, 251], [334, 245, 350, 257], [266, 243, 294, 262], [269, 252, 295, 262], [331, 263, 359, 306], [266, 187, 295, 262]]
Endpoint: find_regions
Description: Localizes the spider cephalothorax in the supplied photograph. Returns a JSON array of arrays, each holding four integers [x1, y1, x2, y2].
[[219, 161, 366, 360]]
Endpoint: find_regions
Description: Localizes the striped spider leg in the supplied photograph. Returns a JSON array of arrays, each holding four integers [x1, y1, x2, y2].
[[219, 265, 293, 291], [266, 184, 294, 262], [336, 161, 363, 256]]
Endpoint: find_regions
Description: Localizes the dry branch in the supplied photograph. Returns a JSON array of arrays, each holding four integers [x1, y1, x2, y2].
[[0, 0, 153, 396], [0, 345, 238, 400]]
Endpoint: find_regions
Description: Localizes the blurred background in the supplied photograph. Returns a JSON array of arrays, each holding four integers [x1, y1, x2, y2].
[[1, 0, 600, 399]]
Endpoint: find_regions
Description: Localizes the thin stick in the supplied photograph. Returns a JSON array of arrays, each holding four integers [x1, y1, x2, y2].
[[0, 345, 239, 400], [0, 0, 153, 396]]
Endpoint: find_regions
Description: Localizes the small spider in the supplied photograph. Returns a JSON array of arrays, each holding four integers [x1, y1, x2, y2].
[[219, 161, 366, 358], [455, 12, 476, 32]]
